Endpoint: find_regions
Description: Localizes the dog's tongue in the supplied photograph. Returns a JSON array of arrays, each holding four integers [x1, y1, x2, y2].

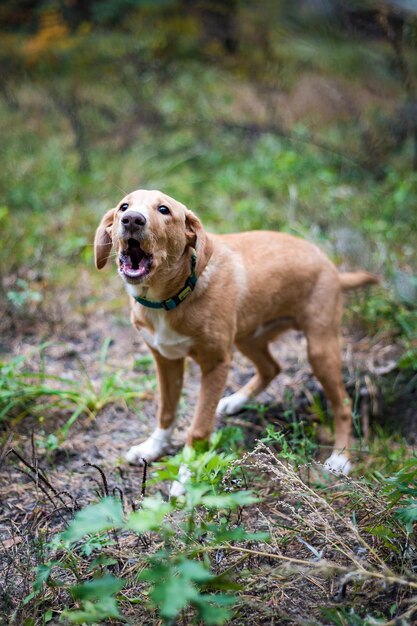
[[122, 255, 148, 277]]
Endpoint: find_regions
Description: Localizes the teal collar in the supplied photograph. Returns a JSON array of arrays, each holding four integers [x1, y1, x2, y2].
[[133, 251, 197, 311]]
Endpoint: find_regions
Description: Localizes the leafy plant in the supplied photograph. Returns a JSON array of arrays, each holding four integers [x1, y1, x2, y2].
[[261, 416, 318, 467], [382, 456, 417, 529], [27, 446, 266, 626], [153, 430, 244, 489], [62, 574, 125, 624], [321, 606, 383, 626]]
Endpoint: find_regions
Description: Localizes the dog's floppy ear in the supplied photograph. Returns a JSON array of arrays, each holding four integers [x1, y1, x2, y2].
[[94, 208, 115, 270], [185, 209, 213, 275]]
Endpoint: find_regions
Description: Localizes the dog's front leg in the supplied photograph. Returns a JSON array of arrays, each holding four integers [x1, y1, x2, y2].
[[125, 350, 184, 465], [187, 357, 231, 445], [170, 356, 230, 497]]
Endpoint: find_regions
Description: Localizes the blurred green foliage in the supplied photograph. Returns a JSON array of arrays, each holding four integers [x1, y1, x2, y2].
[[0, 0, 416, 346]]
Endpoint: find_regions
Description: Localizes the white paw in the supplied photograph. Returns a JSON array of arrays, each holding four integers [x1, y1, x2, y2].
[[216, 392, 249, 417], [324, 451, 352, 475], [169, 464, 191, 498], [125, 427, 173, 465]]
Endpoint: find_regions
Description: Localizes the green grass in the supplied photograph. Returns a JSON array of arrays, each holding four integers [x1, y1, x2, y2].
[[2, 118, 416, 341], [0, 340, 153, 448]]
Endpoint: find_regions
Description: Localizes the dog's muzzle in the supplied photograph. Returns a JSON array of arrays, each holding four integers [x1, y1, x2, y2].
[[119, 238, 153, 281], [118, 211, 153, 282]]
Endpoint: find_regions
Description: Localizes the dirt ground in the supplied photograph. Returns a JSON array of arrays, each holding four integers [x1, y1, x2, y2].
[[0, 292, 414, 624]]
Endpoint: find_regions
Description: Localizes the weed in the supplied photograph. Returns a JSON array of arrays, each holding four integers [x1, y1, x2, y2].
[[235, 443, 417, 624], [349, 289, 417, 345], [21, 438, 417, 625], [153, 429, 245, 490], [382, 456, 417, 528], [321, 606, 383, 626], [357, 428, 416, 476], [262, 418, 318, 468], [25, 445, 266, 625], [0, 341, 150, 446]]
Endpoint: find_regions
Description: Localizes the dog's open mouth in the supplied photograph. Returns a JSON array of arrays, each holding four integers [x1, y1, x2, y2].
[[119, 238, 152, 281]]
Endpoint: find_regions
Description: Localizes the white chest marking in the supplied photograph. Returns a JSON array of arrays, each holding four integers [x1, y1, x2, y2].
[[141, 311, 193, 360]]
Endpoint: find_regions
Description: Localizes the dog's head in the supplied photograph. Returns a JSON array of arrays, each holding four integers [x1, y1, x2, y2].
[[94, 189, 213, 286]]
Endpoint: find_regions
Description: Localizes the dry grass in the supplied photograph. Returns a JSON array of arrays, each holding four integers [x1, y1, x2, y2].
[[223, 443, 417, 623], [2, 436, 417, 625]]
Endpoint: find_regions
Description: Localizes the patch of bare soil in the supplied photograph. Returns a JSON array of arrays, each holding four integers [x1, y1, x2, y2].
[[0, 301, 414, 624]]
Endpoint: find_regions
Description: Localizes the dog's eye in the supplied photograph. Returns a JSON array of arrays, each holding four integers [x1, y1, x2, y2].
[[120, 203, 129, 211], [158, 205, 170, 216]]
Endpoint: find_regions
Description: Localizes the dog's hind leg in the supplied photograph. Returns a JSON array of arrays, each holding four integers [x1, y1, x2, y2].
[[305, 329, 353, 475], [125, 351, 184, 465], [216, 327, 284, 417]]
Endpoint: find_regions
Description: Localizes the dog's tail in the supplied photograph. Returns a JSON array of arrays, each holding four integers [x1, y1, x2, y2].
[[339, 271, 380, 291]]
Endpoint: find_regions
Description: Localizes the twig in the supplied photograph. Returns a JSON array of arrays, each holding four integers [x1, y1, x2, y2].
[[84, 463, 109, 496], [0, 431, 13, 470], [8, 449, 69, 510], [11, 466, 67, 524], [141, 459, 148, 498], [222, 544, 417, 590]]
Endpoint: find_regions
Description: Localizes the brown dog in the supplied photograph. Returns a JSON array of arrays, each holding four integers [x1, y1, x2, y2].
[[95, 189, 378, 488]]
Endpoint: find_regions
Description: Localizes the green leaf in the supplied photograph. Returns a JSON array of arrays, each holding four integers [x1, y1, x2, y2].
[[62, 597, 122, 624], [87, 555, 118, 570], [71, 573, 124, 601], [366, 524, 396, 539], [138, 560, 170, 584], [194, 594, 235, 625], [149, 572, 198, 620], [195, 603, 232, 625], [210, 527, 270, 543], [23, 561, 58, 603], [202, 491, 259, 510], [176, 559, 214, 583], [60, 496, 124, 543], [34, 563, 55, 592], [127, 495, 172, 533], [184, 484, 212, 509], [397, 500, 417, 524]]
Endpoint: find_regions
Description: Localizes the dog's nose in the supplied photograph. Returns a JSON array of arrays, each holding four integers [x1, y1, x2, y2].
[[121, 211, 147, 230]]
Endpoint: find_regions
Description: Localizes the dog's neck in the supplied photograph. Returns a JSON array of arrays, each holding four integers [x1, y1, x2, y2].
[[124, 250, 194, 303]]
